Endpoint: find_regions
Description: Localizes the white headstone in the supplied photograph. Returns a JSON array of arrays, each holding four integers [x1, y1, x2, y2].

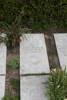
[[54, 34, 67, 71], [0, 43, 7, 75], [20, 75, 48, 100], [0, 76, 5, 100], [20, 34, 50, 75]]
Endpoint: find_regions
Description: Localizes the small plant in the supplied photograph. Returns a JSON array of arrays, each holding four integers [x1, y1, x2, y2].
[[9, 58, 20, 69], [10, 78, 20, 92], [2, 94, 19, 100], [0, 21, 5, 28], [5, 24, 21, 47], [48, 68, 67, 100], [4, 24, 31, 47]]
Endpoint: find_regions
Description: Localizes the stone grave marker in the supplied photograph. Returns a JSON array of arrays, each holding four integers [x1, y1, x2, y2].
[[0, 76, 5, 100], [0, 36, 7, 100], [0, 43, 6, 75], [20, 75, 48, 100], [20, 34, 50, 75], [54, 34, 67, 71]]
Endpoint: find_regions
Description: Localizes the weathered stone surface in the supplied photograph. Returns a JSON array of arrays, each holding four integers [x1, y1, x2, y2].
[[0, 76, 5, 100], [0, 43, 7, 75], [20, 75, 48, 100], [54, 34, 67, 71], [20, 34, 50, 75]]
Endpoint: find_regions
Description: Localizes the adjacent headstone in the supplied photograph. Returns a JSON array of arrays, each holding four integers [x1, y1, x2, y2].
[[0, 76, 5, 100], [20, 34, 50, 75], [54, 34, 67, 71], [0, 43, 7, 75], [20, 75, 48, 100], [0, 35, 7, 99]]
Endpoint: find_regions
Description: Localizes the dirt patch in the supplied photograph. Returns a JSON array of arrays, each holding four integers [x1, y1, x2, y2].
[[45, 34, 60, 71], [5, 47, 20, 96]]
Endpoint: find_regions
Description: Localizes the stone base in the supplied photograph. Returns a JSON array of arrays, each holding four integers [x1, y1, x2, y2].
[[0, 76, 5, 100], [20, 75, 48, 100]]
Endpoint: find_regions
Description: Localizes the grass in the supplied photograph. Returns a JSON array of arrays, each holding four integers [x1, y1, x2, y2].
[[2, 94, 19, 100], [9, 58, 20, 69], [8, 78, 20, 100], [47, 69, 67, 100], [10, 78, 20, 93], [48, 50, 57, 56]]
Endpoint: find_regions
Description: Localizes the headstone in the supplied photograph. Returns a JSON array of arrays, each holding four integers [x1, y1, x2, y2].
[[20, 75, 48, 100], [0, 43, 7, 75], [20, 34, 50, 75], [0, 38, 7, 99], [54, 34, 67, 71], [0, 33, 6, 38], [0, 76, 5, 100]]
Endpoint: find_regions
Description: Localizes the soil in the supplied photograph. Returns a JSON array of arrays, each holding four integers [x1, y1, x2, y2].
[[5, 47, 20, 96], [45, 34, 60, 71]]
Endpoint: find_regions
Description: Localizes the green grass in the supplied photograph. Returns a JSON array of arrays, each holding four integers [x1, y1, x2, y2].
[[9, 58, 20, 69], [48, 50, 57, 56], [2, 94, 19, 100], [10, 78, 20, 92], [48, 68, 67, 100]]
